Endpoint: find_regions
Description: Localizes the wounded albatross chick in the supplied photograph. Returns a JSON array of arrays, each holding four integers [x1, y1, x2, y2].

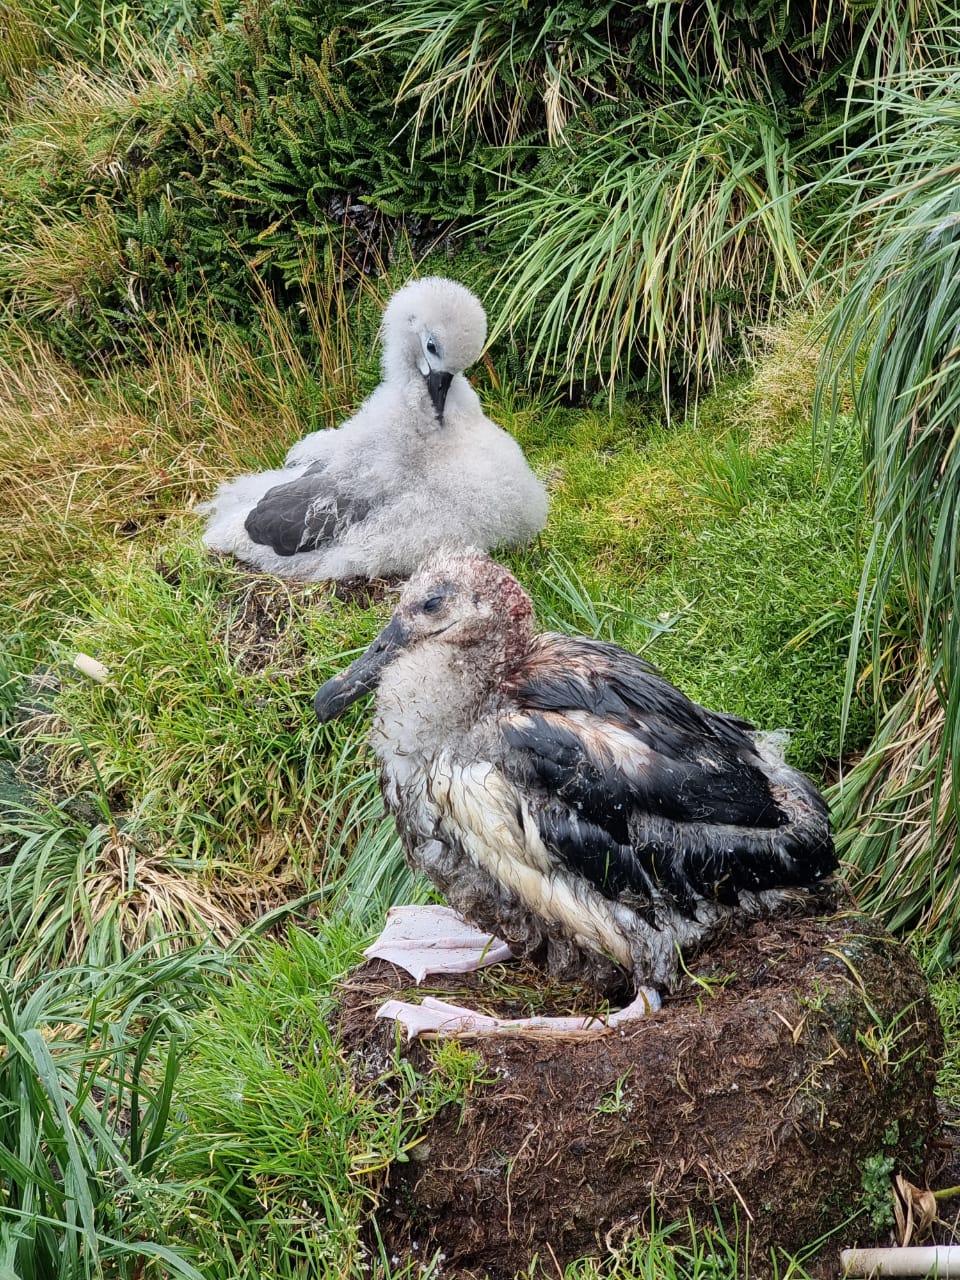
[[314, 550, 837, 1038]]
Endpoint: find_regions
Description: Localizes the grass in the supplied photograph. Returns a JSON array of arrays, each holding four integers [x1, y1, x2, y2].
[[0, 944, 230, 1279], [0, 56, 942, 1267], [137, 923, 489, 1278], [481, 81, 807, 399], [553, 1211, 835, 1279], [508, 399, 869, 773], [0, 274, 378, 630], [929, 969, 960, 1103], [0, 792, 254, 979], [815, 63, 960, 945]]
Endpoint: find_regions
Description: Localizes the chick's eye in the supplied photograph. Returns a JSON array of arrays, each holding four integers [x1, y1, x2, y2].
[[422, 595, 444, 614], [425, 339, 439, 356]]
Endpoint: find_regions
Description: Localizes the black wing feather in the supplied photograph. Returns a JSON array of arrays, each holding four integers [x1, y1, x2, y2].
[[244, 462, 374, 556], [500, 710, 787, 916], [499, 632, 835, 913], [514, 634, 757, 748], [501, 710, 779, 831]]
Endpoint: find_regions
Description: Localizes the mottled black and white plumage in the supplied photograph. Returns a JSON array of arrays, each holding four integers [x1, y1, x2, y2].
[[314, 550, 836, 1028], [198, 278, 548, 580]]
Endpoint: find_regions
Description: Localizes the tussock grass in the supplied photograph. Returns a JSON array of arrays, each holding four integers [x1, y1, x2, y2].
[[0, 944, 229, 1279], [0, 802, 247, 978], [0, 50, 190, 341], [143, 924, 486, 1277], [1, 0, 201, 82], [361, 0, 624, 150], [483, 86, 808, 400], [833, 664, 959, 948], [817, 64, 960, 945]]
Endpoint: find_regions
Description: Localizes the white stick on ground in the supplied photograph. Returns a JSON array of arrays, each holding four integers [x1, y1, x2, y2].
[[841, 1245, 960, 1276], [73, 653, 110, 683]]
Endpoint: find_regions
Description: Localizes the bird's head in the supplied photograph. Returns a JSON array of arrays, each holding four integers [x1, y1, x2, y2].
[[314, 550, 534, 723], [380, 277, 487, 426]]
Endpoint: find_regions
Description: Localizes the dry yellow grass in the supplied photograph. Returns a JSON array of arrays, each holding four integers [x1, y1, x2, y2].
[[729, 306, 854, 448], [0, 286, 370, 624], [835, 662, 958, 941]]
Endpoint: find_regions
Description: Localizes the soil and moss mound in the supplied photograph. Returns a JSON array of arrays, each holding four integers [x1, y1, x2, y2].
[[339, 913, 941, 1277]]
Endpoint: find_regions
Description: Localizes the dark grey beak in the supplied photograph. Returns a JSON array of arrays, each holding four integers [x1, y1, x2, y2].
[[314, 615, 410, 722], [426, 369, 453, 424]]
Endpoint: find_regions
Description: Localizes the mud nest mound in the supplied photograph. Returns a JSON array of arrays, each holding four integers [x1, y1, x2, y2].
[[337, 912, 942, 1278]]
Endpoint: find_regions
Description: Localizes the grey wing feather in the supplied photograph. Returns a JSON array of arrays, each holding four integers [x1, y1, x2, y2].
[[243, 462, 374, 556]]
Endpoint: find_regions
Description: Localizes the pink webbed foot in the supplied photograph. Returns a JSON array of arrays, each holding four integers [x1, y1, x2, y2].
[[364, 904, 662, 1041], [375, 986, 662, 1042], [363, 904, 514, 983]]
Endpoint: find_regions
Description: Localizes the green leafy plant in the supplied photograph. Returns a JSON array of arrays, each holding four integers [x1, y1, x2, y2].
[[0, 946, 228, 1279], [817, 63, 960, 943], [860, 1154, 896, 1231], [6, 0, 958, 381], [359, 0, 635, 149]]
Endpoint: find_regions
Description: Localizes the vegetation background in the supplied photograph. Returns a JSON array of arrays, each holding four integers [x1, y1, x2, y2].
[[2, 0, 960, 1275]]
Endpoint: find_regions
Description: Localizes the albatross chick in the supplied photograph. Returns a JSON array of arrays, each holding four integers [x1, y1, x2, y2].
[[315, 551, 837, 1038], [199, 277, 547, 580]]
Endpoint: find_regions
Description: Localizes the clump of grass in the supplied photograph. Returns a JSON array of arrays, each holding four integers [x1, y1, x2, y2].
[[3, 0, 203, 78], [0, 944, 229, 1280], [36, 545, 383, 863], [556, 1208, 827, 1279], [312, 728, 412, 918], [143, 924, 487, 1277], [482, 84, 807, 401], [0, 800, 248, 979], [832, 665, 958, 943], [928, 964, 960, 1102], [731, 308, 851, 448], [1, 540, 408, 974], [816, 64, 960, 946]]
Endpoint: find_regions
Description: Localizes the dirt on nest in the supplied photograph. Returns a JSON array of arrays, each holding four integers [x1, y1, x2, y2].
[[337, 913, 943, 1279], [200, 563, 401, 675]]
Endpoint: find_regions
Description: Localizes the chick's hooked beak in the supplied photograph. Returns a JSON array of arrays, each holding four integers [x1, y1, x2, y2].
[[426, 369, 453, 424], [314, 615, 410, 722]]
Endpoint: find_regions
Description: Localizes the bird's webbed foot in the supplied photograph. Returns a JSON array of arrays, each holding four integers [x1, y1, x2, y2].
[[375, 986, 662, 1042], [363, 903, 514, 983]]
